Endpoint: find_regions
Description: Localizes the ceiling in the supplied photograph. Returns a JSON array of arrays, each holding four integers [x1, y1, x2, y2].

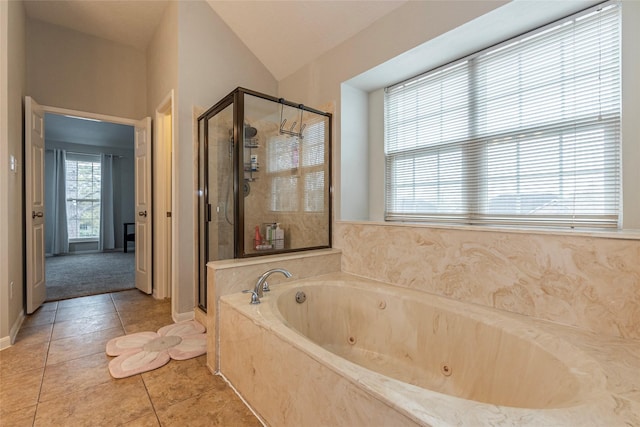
[[24, 0, 407, 145], [23, 0, 407, 80], [23, 0, 170, 52], [45, 113, 134, 149], [205, 1, 407, 80]]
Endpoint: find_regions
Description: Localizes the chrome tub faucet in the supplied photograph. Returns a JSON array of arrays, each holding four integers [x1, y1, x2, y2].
[[244, 268, 292, 304]]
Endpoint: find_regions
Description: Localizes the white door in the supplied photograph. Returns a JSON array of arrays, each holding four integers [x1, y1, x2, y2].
[[135, 117, 153, 294], [25, 97, 47, 313]]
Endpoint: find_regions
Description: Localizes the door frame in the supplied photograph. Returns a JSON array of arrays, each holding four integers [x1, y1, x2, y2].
[[153, 91, 175, 308], [36, 103, 159, 297]]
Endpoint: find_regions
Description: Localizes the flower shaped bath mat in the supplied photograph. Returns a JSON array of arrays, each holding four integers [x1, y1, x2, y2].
[[106, 320, 206, 378]]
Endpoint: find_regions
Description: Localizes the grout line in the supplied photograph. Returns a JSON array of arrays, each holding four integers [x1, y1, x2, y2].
[[217, 372, 267, 426], [110, 293, 128, 335], [139, 373, 163, 425], [32, 302, 58, 426]]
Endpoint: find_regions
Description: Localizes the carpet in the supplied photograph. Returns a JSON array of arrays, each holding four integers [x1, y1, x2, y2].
[[46, 252, 135, 301], [106, 321, 207, 378]]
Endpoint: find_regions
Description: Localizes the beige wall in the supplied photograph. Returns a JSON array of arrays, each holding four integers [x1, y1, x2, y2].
[[0, 0, 26, 347], [146, 1, 178, 116], [26, 19, 147, 119], [173, 0, 277, 314], [277, 1, 508, 221]]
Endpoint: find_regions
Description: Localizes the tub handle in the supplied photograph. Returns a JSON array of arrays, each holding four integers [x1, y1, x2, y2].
[[242, 289, 260, 305]]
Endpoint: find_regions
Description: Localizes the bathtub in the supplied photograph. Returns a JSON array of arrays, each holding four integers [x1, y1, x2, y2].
[[218, 272, 626, 426]]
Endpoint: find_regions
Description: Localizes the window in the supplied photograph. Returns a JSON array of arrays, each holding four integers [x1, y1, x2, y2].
[[384, 2, 621, 228], [267, 120, 327, 213], [66, 154, 101, 239]]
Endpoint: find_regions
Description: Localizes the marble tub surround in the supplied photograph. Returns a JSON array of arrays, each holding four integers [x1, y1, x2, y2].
[[334, 221, 640, 340], [205, 248, 341, 372], [219, 272, 640, 426]]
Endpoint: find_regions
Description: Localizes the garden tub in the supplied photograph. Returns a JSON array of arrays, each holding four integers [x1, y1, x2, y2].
[[219, 272, 625, 426]]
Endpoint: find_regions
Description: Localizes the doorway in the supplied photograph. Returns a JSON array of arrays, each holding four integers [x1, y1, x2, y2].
[[43, 112, 136, 301], [25, 98, 162, 313]]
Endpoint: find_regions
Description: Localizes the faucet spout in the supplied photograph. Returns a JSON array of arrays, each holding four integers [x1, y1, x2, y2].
[[252, 268, 292, 302]]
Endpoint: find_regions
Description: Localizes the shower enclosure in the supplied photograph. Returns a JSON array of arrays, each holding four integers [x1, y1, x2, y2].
[[197, 87, 332, 310]]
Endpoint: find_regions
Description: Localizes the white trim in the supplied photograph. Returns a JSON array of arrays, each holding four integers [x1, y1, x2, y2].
[[42, 105, 139, 126], [153, 90, 175, 307], [0, 309, 25, 350], [172, 310, 194, 323], [0, 336, 11, 351], [0, 0, 10, 348]]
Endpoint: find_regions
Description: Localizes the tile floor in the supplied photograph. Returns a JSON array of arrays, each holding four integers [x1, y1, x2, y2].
[[0, 290, 262, 426]]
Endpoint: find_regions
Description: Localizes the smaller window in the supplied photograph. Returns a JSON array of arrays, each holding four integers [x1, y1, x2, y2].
[[66, 154, 101, 239], [267, 120, 327, 213]]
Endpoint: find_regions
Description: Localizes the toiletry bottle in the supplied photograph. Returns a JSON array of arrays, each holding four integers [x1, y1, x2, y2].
[[254, 225, 262, 250], [265, 224, 273, 245], [275, 223, 284, 249], [250, 154, 258, 171]]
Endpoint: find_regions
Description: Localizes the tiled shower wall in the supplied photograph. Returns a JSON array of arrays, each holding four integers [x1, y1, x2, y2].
[[334, 222, 640, 339]]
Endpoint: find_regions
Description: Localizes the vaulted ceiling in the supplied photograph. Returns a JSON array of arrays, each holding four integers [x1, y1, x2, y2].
[[23, 0, 407, 144], [23, 0, 407, 81]]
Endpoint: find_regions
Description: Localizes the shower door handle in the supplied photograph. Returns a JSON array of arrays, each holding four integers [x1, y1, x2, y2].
[[138, 211, 148, 217]]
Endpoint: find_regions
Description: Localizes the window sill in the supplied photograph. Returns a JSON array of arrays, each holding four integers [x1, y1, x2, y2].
[[335, 220, 640, 241], [69, 238, 99, 243]]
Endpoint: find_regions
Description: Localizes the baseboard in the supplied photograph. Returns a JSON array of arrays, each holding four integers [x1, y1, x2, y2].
[[0, 309, 25, 350], [173, 310, 194, 323], [0, 335, 11, 350]]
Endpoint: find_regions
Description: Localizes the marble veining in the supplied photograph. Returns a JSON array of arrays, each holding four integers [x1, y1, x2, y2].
[[334, 222, 640, 339]]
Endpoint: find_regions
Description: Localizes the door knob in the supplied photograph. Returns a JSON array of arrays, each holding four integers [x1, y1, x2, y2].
[[138, 211, 148, 217], [32, 211, 43, 218]]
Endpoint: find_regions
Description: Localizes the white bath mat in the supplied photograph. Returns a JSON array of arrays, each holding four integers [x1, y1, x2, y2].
[[106, 320, 206, 378]]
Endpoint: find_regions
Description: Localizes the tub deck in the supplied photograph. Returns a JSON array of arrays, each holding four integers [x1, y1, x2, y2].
[[219, 272, 640, 426]]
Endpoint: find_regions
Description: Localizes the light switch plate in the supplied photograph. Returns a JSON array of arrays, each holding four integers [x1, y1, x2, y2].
[[9, 155, 16, 172]]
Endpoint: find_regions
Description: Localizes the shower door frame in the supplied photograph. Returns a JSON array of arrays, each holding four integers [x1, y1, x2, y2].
[[234, 87, 333, 258], [197, 87, 333, 310]]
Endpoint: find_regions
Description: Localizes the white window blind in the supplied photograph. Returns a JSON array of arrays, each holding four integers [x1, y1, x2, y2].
[[384, 2, 621, 228]]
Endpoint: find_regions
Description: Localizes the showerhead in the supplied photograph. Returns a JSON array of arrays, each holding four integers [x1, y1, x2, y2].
[[244, 125, 257, 138]]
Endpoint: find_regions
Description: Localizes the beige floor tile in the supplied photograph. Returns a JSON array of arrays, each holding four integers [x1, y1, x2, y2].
[[40, 352, 113, 403], [0, 341, 49, 377], [120, 413, 161, 427], [54, 300, 116, 322], [0, 368, 43, 416], [114, 297, 171, 314], [51, 312, 122, 340], [22, 308, 56, 328], [13, 323, 53, 346], [142, 356, 216, 408], [39, 301, 58, 312], [56, 293, 113, 309], [33, 376, 155, 427], [155, 381, 261, 427], [46, 326, 124, 366], [5, 290, 258, 426], [110, 289, 153, 303], [0, 404, 37, 427], [119, 310, 174, 335]]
